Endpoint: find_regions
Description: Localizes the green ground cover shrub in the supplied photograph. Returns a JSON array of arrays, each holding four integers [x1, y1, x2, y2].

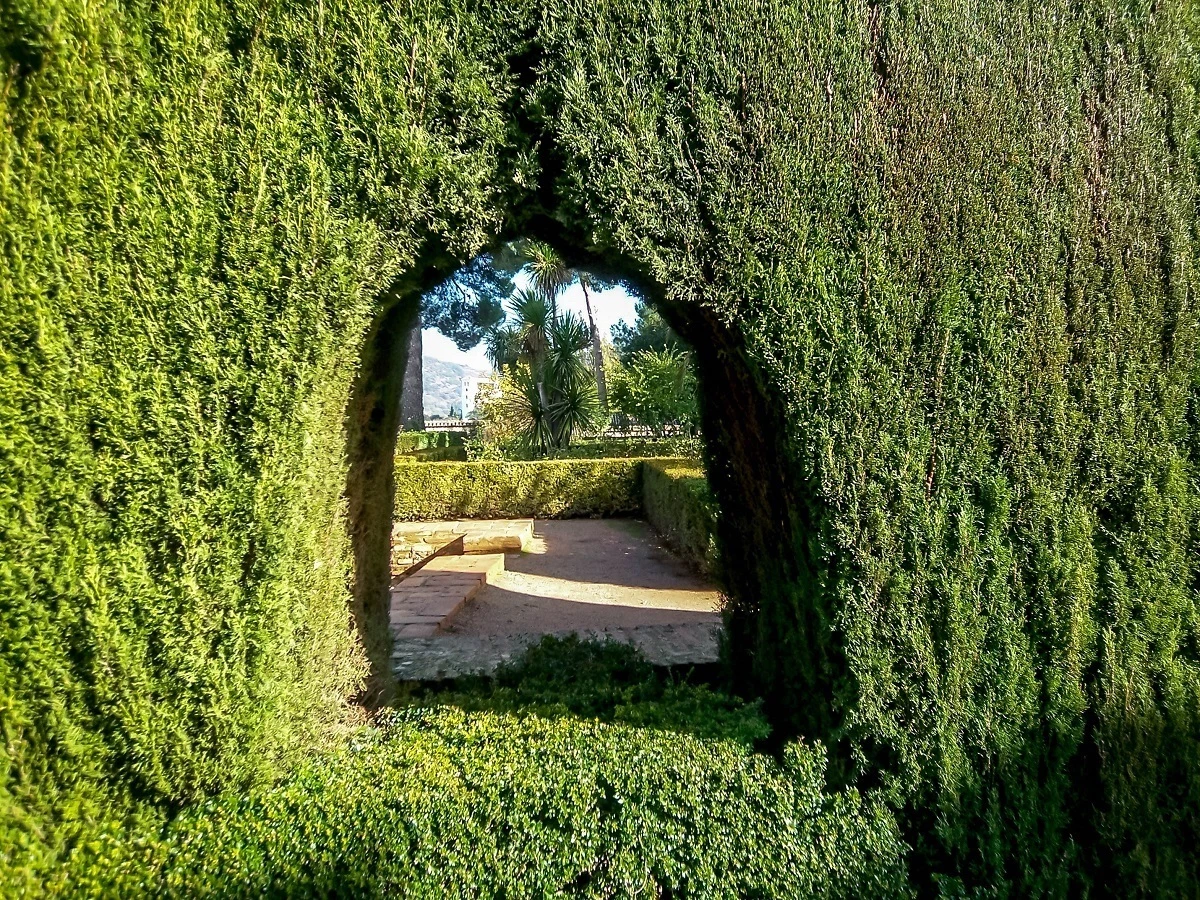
[[426, 635, 760, 740], [58, 639, 910, 898], [641, 460, 718, 576]]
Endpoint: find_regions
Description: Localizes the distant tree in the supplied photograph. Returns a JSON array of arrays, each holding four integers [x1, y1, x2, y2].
[[421, 244, 526, 349], [608, 347, 698, 437], [610, 300, 687, 364], [517, 240, 612, 413]]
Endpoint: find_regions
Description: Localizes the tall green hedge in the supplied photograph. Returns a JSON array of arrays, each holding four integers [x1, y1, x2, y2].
[[4, 0, 1199, 893], [0, 0, 520, 881]]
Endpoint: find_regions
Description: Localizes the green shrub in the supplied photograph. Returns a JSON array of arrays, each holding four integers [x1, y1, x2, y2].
[[58, 640, 910, 898], [60, 709, 911, 899], [393, 458, 659, 519], [642, 460, 718, 577], [429, 635, 764, 741], [397, 445, 469, 463]]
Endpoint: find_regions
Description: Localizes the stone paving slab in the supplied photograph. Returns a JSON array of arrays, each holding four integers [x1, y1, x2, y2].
[[391, 622, 723, 681], [389, 554, 506, 638], [393, 519, 534, 554], [390, 533, 463, 576]]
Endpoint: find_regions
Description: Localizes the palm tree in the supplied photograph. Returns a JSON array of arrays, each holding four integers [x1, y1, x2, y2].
[[521, 241, 608, 415], [486, 287, 597, 453]]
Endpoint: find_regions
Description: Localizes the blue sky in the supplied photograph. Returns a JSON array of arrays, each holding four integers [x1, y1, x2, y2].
[[422, 272, 640, 372]]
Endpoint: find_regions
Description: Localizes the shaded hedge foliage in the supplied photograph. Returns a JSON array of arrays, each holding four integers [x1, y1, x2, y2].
[[3, 0, 1199, 893]]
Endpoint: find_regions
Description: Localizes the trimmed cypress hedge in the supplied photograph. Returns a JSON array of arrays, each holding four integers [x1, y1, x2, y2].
[[3, 0, 1199, 892], [641, 460, 718, 576]]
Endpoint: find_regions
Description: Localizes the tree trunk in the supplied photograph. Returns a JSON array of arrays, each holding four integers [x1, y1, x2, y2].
[[581, 280, 607, 417], [399, 319, 424, 431]]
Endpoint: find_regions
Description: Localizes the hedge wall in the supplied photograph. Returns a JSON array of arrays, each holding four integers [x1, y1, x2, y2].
[[641, 460, 718, 576], [0, 0, 520, 881], [4, 0, 1199, 893], [393, 459, 657, 519]]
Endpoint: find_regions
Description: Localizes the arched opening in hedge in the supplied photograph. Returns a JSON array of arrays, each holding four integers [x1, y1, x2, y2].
[[343, 226, 811, 711]]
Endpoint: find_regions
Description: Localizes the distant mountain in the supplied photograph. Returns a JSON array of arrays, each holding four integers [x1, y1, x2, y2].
[[423, 356, 484, 418]]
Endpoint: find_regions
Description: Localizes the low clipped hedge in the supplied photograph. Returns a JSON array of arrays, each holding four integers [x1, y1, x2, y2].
[[393, 459, 682, 519], [395, 432, 468, 463], [642, 460, 719, 576], [394, 458, 722, 573], [395, 431, 466, 454], [472, 436, 703, 461], [398, 446, 468, 463], [60, 712, 909, 898]]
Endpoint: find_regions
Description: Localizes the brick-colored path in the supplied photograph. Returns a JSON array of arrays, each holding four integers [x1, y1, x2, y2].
[[392, 622, 722, 681], [389, 554, 504, 638], [391, 519, 724, 679]]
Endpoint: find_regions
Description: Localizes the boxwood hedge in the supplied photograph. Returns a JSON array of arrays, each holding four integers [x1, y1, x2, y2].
[[54, 639, 907, 898], [641, 460, 718, 576], [57, 707, 910, 899], [393, 458, 657, 519], [3, 0, 1198, 893]]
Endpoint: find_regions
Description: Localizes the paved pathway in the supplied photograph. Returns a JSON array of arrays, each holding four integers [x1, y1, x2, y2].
[[392, 622, 723, 681], [390, 519, 723, 680]]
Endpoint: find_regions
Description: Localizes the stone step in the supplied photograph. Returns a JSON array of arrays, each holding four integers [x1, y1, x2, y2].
[[390, 532, 464, 577], [389, 553, 505, 638], [392, 519, 534, 555]]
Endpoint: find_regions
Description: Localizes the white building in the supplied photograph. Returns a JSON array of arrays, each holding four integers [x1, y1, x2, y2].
[[461, 374, 498, 418]]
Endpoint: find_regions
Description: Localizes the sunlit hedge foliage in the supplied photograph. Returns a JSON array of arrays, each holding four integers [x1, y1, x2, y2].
[[0, 0, 519, 882], [393, 458, 660, 519], [3, 0, 1198, 893]]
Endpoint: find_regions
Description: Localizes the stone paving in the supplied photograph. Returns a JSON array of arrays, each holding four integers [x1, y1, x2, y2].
[[392, 519, 534, 564], [389, 554, 505, 638], [389, 519, 724, 680], [392, 621, 723, 681]]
